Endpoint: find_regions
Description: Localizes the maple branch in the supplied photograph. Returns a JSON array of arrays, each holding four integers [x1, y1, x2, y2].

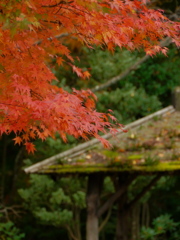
[[34, 33, 69, 45], [41, 1, 73, 8], [41, 19, 62, 25], [68, 4, 92, 16], [91, 37, 172, 93], [0, 102, 27, 109], [60, 6, 84, 16], [30, 90, 44, 100]]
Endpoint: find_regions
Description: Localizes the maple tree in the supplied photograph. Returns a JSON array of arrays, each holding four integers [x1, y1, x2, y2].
[[0, 0, 180, 153]]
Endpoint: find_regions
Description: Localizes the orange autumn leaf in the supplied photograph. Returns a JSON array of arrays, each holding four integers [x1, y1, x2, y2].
[[13, 136, 22, 145], [83, 71, 91, 79], [0, 0, 179, 153], [85, 98, 96, 109], [24, 142, 36, 154]]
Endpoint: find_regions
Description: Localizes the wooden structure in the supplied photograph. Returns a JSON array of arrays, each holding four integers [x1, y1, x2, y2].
[[25, 102, 180, 240]]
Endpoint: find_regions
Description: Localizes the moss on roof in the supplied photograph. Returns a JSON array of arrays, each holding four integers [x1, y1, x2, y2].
[[39, 111, 180, 175]]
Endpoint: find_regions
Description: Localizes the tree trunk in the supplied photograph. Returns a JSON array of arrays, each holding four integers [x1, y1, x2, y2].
[[1, 134, 7, 203], [115, 173, 135, 240], [131, 204, 140, 240], [172, 86, 180, 111], [116, 192, 131, 240], [86, 173, 103, 240], [116, 175, 161, 240]]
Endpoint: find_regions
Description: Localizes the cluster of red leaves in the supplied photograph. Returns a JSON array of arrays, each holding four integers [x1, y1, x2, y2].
[[0, 0, 180, 153]]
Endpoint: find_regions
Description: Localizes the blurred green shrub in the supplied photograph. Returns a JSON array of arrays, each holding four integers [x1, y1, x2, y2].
[[0, 220, 25, 240], [19, 175, 86, 240], [140, 214, 180, 240], [96, 83, 162, 123], [123, 47, 180, 106]]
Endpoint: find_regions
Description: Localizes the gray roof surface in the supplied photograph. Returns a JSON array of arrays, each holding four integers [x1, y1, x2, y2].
[[25, 106, 180, 175]]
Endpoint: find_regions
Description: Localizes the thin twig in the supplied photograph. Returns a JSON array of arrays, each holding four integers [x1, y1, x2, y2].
[[98, 206, 112, 232], [126, 174, 162, 211], [34, 33, 69, 45], [42, 1, 73, 8]]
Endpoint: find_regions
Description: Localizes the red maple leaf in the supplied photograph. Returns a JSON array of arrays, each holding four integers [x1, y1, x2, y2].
[[0, 0, 179, 153], [24, 142, 36, 154]]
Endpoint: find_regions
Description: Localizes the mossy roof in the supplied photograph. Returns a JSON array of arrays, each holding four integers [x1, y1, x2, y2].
[[25, 106, 180, 175]]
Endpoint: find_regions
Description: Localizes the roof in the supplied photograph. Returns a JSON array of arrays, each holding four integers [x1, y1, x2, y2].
[[25, 105, 180, 175]]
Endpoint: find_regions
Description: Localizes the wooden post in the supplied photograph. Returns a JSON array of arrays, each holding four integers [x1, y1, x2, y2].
[[116, 191, 131, 240], [115, 173, 132, 240], [86, 173, 104, 240], [116, 174, 161, 240], [172, 86, 180, 111]]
